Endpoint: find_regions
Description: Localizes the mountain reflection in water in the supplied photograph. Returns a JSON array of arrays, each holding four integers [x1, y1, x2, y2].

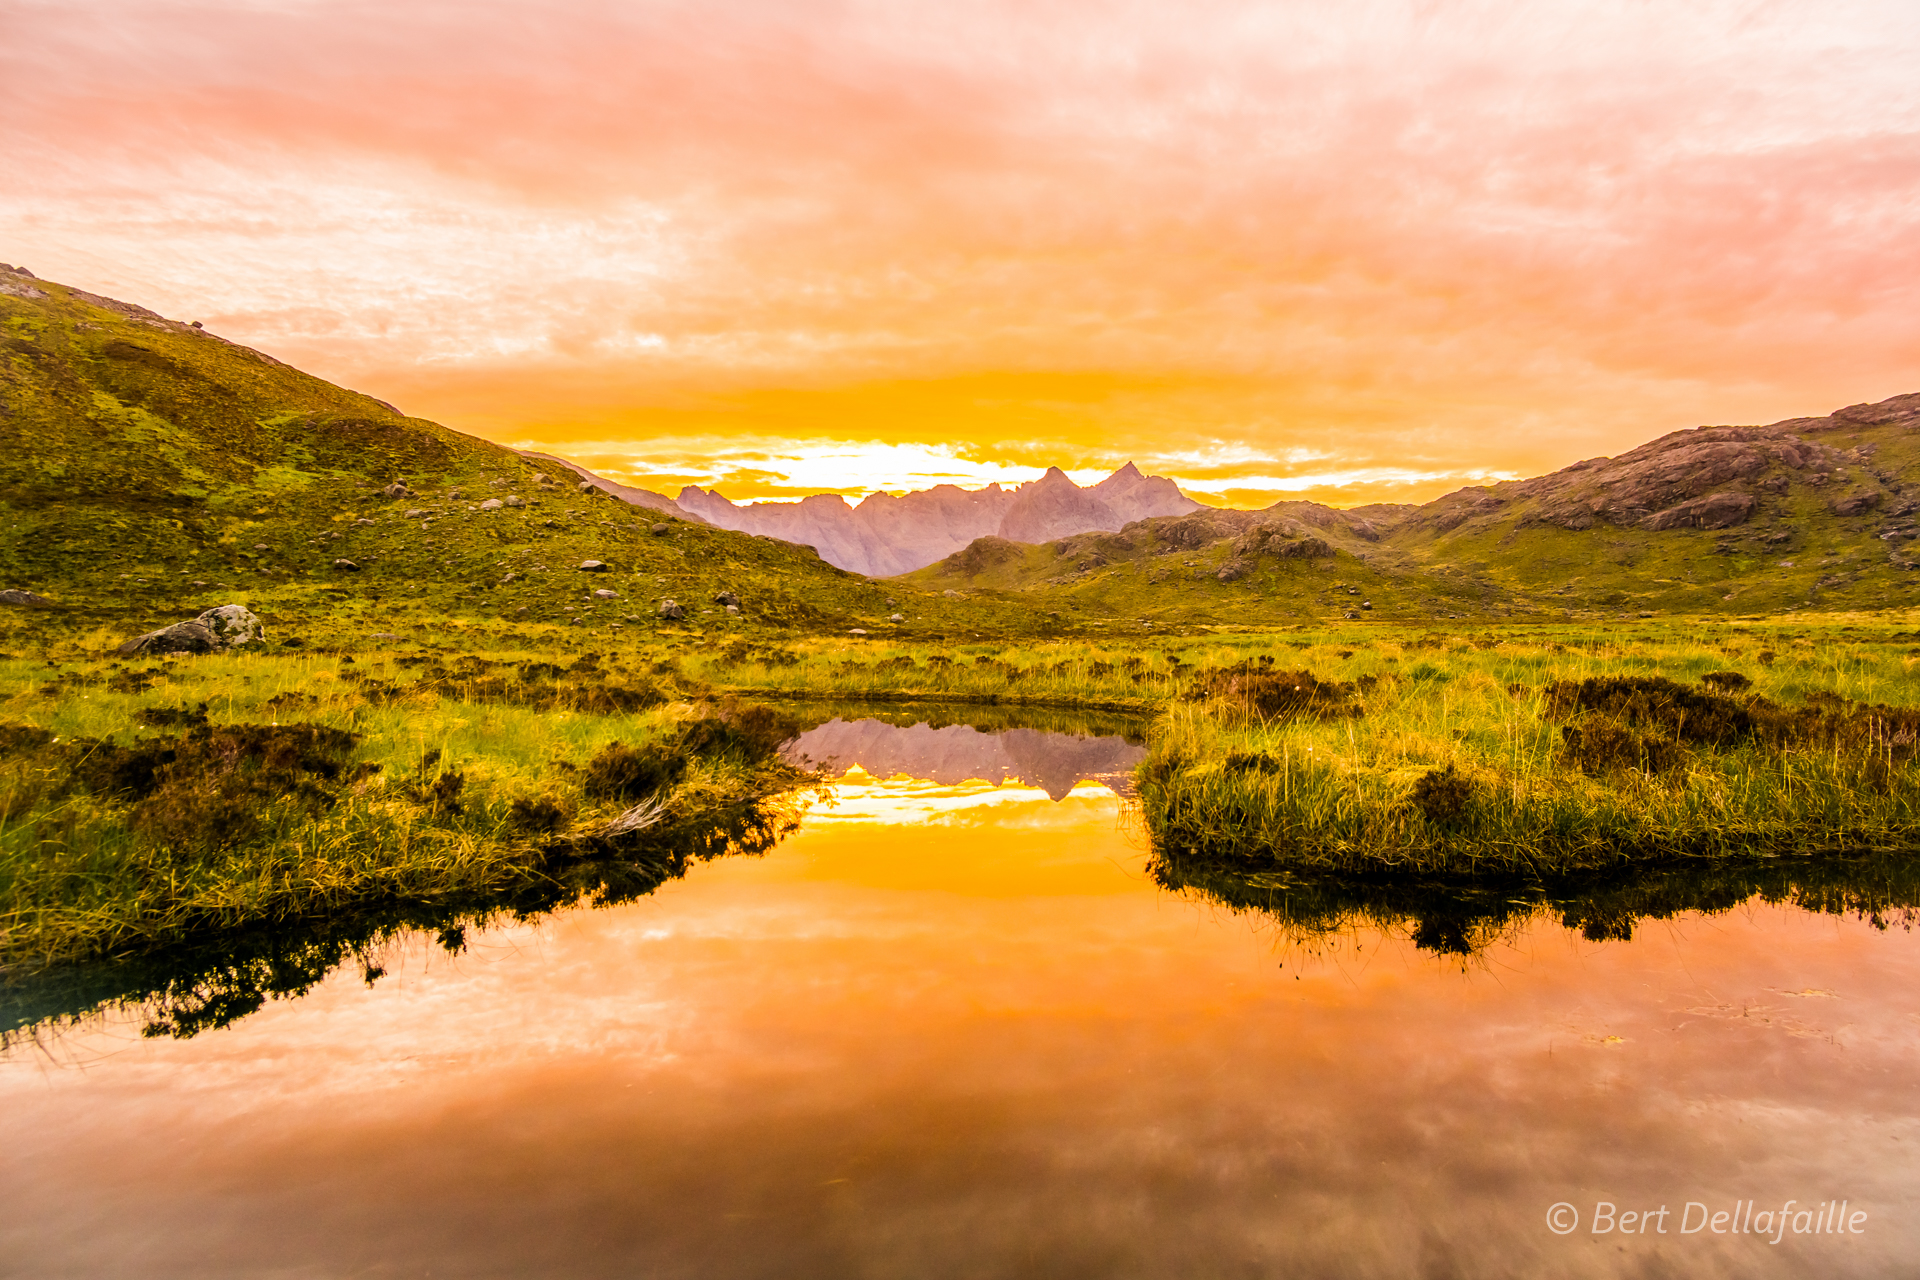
[[7, 740, 1920, 1276], [785, 718, 1146, 800]]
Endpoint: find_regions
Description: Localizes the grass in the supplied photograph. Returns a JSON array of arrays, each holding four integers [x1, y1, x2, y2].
[[1133, 619, 1920, 880], [0, 633, 821, 970]]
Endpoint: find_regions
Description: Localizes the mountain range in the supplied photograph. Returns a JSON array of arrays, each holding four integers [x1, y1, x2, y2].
[[6, 260, 1918, 628], [671, 464, 1199, 577]]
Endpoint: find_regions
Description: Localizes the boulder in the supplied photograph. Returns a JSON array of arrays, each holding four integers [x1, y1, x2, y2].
[[196, 604, 264, 647], [578, 481, 595, 494], [1640, 492, 1756, 531], [116, 620, 218, 656], [593, 588, 617, 600], [713, 590, 740, 607], [0, 589, 55, 608], [503, 495, 525, 508], [657, 598, 686, 621], [1832, 490, 1883, 517], [650, 524, 670, 536], [578, 560, 610, 573], [379, 482, 412, 500], [889, 613, 905, 622], [478, 498, 504, 511], [1216, 559, 1250, 582], [724, 604, 739, 615], [332, 558, 360, 571]]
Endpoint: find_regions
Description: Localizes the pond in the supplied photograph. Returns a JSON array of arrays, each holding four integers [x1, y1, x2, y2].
[[4, 713, 1918, 1277]]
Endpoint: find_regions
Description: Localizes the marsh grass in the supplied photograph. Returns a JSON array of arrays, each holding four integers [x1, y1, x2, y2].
[[1133, 623, 1920, 876], [0, 641, 819, 968], [7, 614, 1920, 970]]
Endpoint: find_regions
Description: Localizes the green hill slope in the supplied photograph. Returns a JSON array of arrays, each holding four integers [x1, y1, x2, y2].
[[0, 266, 1058, 642], [1370, 395, 1920, 615], [919, 394, 1920, 622]]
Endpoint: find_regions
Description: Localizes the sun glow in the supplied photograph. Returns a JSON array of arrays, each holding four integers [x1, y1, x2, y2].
[[4, 1, 1916, 506]]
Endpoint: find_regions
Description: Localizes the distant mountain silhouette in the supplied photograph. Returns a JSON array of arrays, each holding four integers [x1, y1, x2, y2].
[[785, 718, 1147, 800], [675, 463, 1200, 577]]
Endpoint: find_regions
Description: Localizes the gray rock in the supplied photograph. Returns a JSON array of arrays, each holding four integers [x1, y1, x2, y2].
[[713, 591, 740, 606], [593, 588, 617, 600], [1641, 491, 1756, 531], [578, 481, 596, 494], [849, 628, 869, 636], [333, 558, 360, 571], [725, 604, 739, 615], [0, 589, 55, 608], [889, 613, 906, 622], [578, 560, 610, 573], [197, 604, 265, 647], [1832, 490, 1883, 517], [478, 498, 504, 511], [380, 482, 412, 500], [1361, 600, 1373, 610], [657, 598, 686, 620], [503, 495, 524, 508], [650, 523, 670, 536], [116, 619, 218, 656]]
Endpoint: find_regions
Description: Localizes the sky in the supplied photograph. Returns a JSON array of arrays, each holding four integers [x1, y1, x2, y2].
[[3, 0, 1918, 508]]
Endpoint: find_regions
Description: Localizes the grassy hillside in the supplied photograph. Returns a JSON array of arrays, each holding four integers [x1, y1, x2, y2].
[[0, 269, 1092, 644], [902, 511, 1523, 627], [1373, 396, 1920, 616]]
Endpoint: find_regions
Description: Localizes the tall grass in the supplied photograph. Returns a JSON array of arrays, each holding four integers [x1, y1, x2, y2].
[[1134, 626, 1920, 876]]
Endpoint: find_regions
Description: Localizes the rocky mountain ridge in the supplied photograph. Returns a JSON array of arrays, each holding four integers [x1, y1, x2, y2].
[[672, 461, 1200, 577]]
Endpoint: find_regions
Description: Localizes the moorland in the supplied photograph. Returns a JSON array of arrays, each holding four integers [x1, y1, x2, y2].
[[6, 262, 1920, 990]]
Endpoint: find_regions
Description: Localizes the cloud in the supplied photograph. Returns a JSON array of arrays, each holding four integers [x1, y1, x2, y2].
[[4, 0, 1918, 503]]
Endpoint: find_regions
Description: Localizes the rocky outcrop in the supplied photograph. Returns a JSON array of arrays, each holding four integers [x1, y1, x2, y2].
[[197, 604, 265, 647], [1406, 393, 1920, 541], [0, 589, 55, 607], [116, 604, 263, 656], [1641, 492, 1755, 531]]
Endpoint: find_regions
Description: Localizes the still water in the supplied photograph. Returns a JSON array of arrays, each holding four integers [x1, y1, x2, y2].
[[5, 716, 1920, 1277]]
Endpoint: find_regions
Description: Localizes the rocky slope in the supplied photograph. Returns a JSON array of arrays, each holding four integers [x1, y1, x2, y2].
[[920, 392, 1920, 618], [675, 461, 1199, 577]]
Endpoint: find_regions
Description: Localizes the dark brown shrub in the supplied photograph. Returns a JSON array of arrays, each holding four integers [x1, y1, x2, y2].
[[1557, 718, 1684, 774], [128, 724, 362, 851], [1223, 750, 1281, 775], [583, 741, 688, 802], [1191, 665, 1359, 720], [136, 702, 210, 729], [1543, 676, 1749, 746], [1410, 764, 1474, 824], [1700, 671, 1753, 693], [508, 795, 572, 834], [676, 704, 804, 764]]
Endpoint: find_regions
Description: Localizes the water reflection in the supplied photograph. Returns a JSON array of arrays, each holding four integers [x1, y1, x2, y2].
[[1153, 852, 1920, 960], [7, 769, 1919, 1277], [1, 793, 799, 1044], [785, 717, 1147, 800]]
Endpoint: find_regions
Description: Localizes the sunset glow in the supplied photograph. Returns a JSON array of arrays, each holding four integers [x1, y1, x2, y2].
[[5, 1, 1917, 505]]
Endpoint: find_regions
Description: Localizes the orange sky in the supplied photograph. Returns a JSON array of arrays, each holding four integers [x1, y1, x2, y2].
[[4, 1, 1918, 506]]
